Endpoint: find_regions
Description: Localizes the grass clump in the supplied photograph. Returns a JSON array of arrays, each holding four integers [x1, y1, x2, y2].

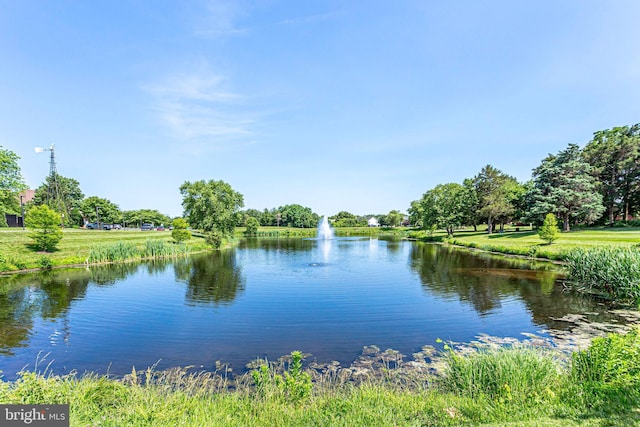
[[439, 344, 560, 406], [565, 246, 640, 304]]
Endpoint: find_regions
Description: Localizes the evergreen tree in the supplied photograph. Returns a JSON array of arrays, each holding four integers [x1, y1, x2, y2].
[[538, 213, 560, 244], [529, 144, 605, 231]]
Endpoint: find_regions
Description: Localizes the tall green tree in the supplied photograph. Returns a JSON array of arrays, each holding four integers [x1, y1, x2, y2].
[[80, 196, 122, 225], [180, 179, 244, 235], [411, 183, 465, 236], [386, 209, 404, 227], [25, 205, 63, 251], [31, 174, 84, 226], [277, 204, 318, 228], [583, 124, 640, 223], [461, 178, 480, 231], [122, 209, 171, 227], [473, 165, 520, 234], [0, 146, 27, 227], [529, 144, 605, 232]]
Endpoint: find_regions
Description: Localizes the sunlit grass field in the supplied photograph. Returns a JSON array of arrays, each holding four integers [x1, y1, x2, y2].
[[0, 228, 208, 271], [437, 226, 640, 260]]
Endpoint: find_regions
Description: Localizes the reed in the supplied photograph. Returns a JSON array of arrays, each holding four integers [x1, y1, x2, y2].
[[565, 246, 640, 304]]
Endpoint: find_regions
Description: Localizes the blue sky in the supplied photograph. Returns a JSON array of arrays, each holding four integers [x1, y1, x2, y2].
[[2, 1, 640, 217]]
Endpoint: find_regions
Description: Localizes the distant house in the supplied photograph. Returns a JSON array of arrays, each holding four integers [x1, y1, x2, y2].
[[368, 217, 379, 227]]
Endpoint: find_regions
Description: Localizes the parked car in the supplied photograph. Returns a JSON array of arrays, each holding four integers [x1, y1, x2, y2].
[[141, 223, 154, 231], [86, 222, 98, 229], [112, 224, 122, 230], [156, 225, 165, 231], [103, 224, 112, 230]]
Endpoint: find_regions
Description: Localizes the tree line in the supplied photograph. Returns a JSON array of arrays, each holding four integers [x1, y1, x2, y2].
[[409, 124, 640, 235]]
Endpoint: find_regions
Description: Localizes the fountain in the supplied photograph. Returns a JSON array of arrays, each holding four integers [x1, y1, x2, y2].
[[317, 215, 335, 240]]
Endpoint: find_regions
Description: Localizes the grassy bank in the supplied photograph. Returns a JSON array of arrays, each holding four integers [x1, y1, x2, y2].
[[418, 226, 640, 261], [1, 328, 639, 426], [0, 229, 209, 272]]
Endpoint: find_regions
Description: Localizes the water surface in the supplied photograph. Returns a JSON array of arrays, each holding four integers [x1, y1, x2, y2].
[[0, 238, 629, 380]]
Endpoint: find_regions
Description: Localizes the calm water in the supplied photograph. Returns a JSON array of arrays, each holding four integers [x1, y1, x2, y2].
[[0, 238, 627, 380]]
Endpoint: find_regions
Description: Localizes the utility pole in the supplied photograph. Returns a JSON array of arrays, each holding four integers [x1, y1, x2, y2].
[[96, 205, 100, 229], [20, 195, 25, 230]]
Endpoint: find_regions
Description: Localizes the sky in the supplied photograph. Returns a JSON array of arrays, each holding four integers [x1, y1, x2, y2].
[[1, 1, 640, 218]]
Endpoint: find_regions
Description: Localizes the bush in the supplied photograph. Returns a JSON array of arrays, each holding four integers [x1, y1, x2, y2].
[[206, 230, 224, 249], [244, 217, 260, 235], [538, 213, 560, 244], [171, 229, 191, 243], [25, 205, 63, 252]]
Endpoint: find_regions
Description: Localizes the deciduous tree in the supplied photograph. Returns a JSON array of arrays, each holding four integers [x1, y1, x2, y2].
[[0, 146, 27, 227], [180, 179, 244, 235], [25, 205, 63, 251]]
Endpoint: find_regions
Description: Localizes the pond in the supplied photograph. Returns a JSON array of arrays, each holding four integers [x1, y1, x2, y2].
[[0, 238, 632, 380]]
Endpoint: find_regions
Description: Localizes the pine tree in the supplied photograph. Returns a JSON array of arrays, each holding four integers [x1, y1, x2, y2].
[[538, 213, 560, 244]]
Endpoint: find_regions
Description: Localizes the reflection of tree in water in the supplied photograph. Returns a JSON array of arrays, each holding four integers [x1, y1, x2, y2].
[[88, 263, 140, 286], [0, 268, 94, 355], [176, 252, 245, 306], [239, 238, 313, 252], [410, 243, 561, 315], [409, 243, 625, 328]]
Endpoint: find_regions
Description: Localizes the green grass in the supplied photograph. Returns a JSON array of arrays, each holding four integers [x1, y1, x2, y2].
[[0, 229, 209, 272], [2, 329, 639, 426], [431, 226, 640, 261]]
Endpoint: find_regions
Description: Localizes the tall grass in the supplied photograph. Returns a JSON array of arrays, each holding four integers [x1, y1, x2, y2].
[[2, 331, 640, 425], [87, 240, 189, 264], [565, 246, 640, 304], [439, 345, 561, 405]]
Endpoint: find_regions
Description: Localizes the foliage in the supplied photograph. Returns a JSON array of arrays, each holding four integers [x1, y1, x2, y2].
[[25, 205, 63, 252], [37, 255, 53, 270], [412, 183, 465, 236], [31, 173, 84, 226], [244, 216, 259, 235], [440, 344, 560, 405], [385, 209, 404, 227], [538, 213, 560, 244], [571, 327, 640, 389], [251, 351, 312, 402], [171, 217, 191, 242], [583, 124, 640, 223], [330, 211, 366, 227], [277, 204, 318, 228], [87, 241, 140, 263], [0, 146, 27, 225], [122, 209, 171, 228], [206, 230, 225, 249], [81, 196, 122, 225], [473, 165, 522, 234], [565, 246, 640, 304], [528, 144, 605, 232], [180, 179, 244, 235]]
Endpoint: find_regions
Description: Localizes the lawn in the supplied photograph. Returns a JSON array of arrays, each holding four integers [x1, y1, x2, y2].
[[441, 227, 640, 260], [0, 228, 207, 272]]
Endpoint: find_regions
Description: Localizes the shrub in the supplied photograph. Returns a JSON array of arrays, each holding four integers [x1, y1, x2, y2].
[[206, 230, 224, 249], [25, 205, 63, 252], [244, 217, 260, 235], [538, 213, 560, 244], [171, 229, 191, 243], [38, 255, 53, 270], [251, 351, 312, 402]]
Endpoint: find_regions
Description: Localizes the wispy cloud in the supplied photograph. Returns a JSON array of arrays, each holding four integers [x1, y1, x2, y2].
[[277, 11, 346, 26], [144, 66, 255, 144], [193, 0, 249, 39]]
